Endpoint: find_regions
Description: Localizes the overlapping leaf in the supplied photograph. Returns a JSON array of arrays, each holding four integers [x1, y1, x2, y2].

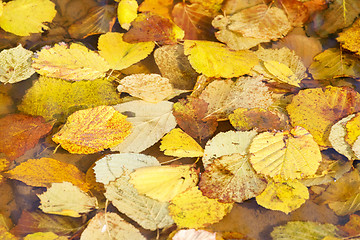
[[117, 0, 138, 30], [138, 0, 173, 19]]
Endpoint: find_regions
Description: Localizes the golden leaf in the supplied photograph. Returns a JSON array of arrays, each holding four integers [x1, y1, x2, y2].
[[117, 0, 138, 30]]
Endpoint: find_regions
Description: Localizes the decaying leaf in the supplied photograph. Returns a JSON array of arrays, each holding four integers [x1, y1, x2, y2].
[[0, 45, 35, 84], [337, 17, 360, 55], [37, 182, 98, 217], [130, 165, 198, 202], [160, 128, 204, 157], [287, 86, 360, 147], [0, 0, 56, 36], [0, 114, 53, 160], [5, 158, 89, 191], [168, 186, 233, 228], [117, 74, 174, 103], [199, 153, 267, 203], [52, 106, 132, 154], [256, 179, 309, 214], [249, 126, 321, 179], [273, 0, 309, 27], [80, 212, 146, 240], [98, 32, 155, 70], [18, 76, 121, 122], [117, 0, 138, 30], [112, 100, 176, 153], [184, 40, 258, 78], [32, 43, 110, 81], [340, 214, 360, 237]]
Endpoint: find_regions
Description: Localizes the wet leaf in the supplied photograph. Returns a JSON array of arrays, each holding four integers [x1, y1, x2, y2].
[[32, 43, 110, 81], [138, 0, 173, 19], [0, 45, 35, 84], [24, 232, 67, 240], [263, 60, 301, 87], [340, 214, 360, 237], [117, 0, 138, 30], [98, 32, 155, 70], [344, 113, 360, 146], [273, 0, 309, 27], [5, 158, 89, 191], [0, 0, 56, 36], [52, 106, 132, 154], [172, 229, 216, 240], [0, 114, 52, 160], [168, 186, 233, 228]]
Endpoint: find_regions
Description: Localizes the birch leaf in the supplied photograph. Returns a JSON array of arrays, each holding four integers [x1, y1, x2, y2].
[[117, 0, 138, 30], [263, 60, 301, 87]]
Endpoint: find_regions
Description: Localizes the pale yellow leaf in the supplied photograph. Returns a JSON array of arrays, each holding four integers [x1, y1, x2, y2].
[[24, 232, 67, 240], [263, 60, 301, 87]]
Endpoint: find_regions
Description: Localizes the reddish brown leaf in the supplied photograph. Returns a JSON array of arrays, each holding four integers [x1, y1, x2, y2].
[[0, 114, 53, 160], [173, 97, 217, 141], [172, 2, 215, 40], [273, 0, 310, 27], [340, 214, 360, 237], [123, 12, 184, 45]]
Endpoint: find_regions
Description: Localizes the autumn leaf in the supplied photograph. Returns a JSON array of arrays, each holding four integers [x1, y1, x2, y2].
[[272, 0, 309, 27], [32, 43, 110, 81], [249, 126, 322, 179], [168, 186, 233, 228], [199, 153, 267, 203], [123, 12, 184, 44], [4, 158, 89, 191], [80, 212, 146, 240], [263, 60, 301, 87], [52, 106, 132, 154], [0, 114, 53, 160], [160, 128, 204, 158], [117, 74, 174, 103], [172, 97, 218, 140], [229, 107, 288, 132], [112, 100, 176, 153], [24, 232, 67, 240], [340, 214, 360, 237], [0, 0, 56, 36], [337, 18, 360, 55], [172, 229, 216, 240], [138, 0, 173, 19], [287, 86, 360, 147], [117, 0, 138, 30], [98, 32, 155, 70], [256, 179, 309, 214], [37, 182, 98, 217], [18, 76, 121, 122], [0, 45, 35, 84], [184, 40, 258, 78]]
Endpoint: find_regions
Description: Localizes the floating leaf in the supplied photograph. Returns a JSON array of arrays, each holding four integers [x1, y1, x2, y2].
[[160, 128, 204, 157], [0, 45, 35, 84], [256, 179, 309, 214], [340, 214, 360, 237], [263, 60, 301, 87], [172, 229, 216, 240], [138, 0, 173, 19], [18, 76, 121, 122], [52, 106, 132, 154], [0, 0, 56, 36], [80, 212, 146, 240], [199, 153, 266, 203], [168, 186, 233, 228], [123, 12, 184, 44], [32, 43, 110, 81], [345, 113, 360, 146], [203, 130, 257, 168], [352, 136, 360, 159], [337, 18, 360, 55], [5, 158, 89, 191], [112, 100, 177, 153], [184, 40, 258, 78], [249, 126, 321, 179], [98, 32, 155, 70], [38, 182, 97, 217], [273, 0, 309, 27], [309, 48, 360, 79], [24, 232, 67, 240], [287, 86, 360, 147], [117, 0, 138, 30], [117, 74, 174, 103]]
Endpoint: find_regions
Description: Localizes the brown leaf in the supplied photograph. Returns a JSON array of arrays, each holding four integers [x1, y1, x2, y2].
[[340, 214, 360, 237], [0, 114, 53, 161], [272, 0, 309, 27], [173, 97, 218, 141]]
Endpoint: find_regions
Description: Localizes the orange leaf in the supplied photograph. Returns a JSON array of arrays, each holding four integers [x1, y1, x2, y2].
[[340, 214, 360, 237], [139, 0, 173, 19], [52, 106, 132, 154], [122, 12, 184, 45], [0, 114, 53, 160], [273, 0, 309, 27], [4, 158, 89, 192]]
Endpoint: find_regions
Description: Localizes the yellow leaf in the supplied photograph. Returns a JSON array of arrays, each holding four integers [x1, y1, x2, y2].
[[32, 43, 110, 81], [345, 113, 360, 146], [37, 182, 98, 217], [4, 158, 89, 191], [138, 0, 173, 19], [337, 18, 360, 55], [52, 106, 132, 154], [98, 32, 154, 70], [129, 165, 198, 202], [0, 0, 56, 36], [24, 232, 67, 240], [168, 186, 233, 228], [117, 0, 138, 30], [256, 179, 309, 214], [287, 86, 360, 147], [117, 74, 174, 103], [160, 128, 203, 157], [0, 45, 35, 84], [184, 40, 258, 78], [249, 126, 321, 179], [0, 1, 3, 17], [263, 60, 301, 87]]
